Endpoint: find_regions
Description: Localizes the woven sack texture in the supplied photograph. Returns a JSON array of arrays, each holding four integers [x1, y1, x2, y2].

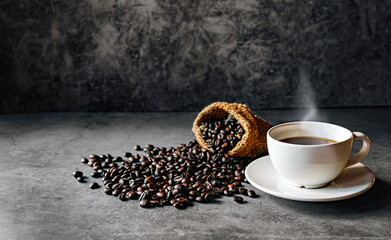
[[192, 102, 272, 158]]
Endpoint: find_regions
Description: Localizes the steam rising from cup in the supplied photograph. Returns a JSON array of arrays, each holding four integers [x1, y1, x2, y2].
[[295, 67, 325, 122]]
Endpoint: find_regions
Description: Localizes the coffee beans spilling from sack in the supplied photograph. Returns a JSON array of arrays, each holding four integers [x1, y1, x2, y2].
[[200, 117, 244, 154], [74, 102, 271, 209], [193, 102, 272, 158]]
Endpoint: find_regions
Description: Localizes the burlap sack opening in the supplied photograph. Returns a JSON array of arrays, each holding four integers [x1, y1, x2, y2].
[[192, 102, 272, 158]]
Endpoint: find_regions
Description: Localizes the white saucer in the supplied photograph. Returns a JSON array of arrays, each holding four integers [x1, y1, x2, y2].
[[245, 156, 375, 202]]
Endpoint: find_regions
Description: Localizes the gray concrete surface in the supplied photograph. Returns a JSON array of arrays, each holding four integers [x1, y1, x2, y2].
[[0, 108, 390, 240]]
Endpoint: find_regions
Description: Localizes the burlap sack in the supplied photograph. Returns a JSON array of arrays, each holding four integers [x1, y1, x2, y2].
[[192, 102, 272, 158]]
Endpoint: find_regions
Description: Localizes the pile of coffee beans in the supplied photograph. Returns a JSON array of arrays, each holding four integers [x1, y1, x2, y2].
[[75, 116, 257, 209]]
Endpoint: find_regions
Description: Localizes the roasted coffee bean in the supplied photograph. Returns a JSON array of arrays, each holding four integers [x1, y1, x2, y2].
[[138, 191, 151, 202], [112, 189, 121, 196], [177, 197, 189, 204], [127, 191, 138, 199], [173, 201, 187, 209], [113, 157, 122, 162], [204, 193, 214, 202], [150, 200, 160, 206], [160, 199, 170, 205], [92, 161, 101, 167], [112, 183, 122, 190], [77, 176, 85, 183], [145, 144, 154, 150], [211, 179, 220, 187], [91, 172, 101, 178], [104, 188, 112, 195], [81, 158, 88, 164], [195, 196, 203, 202], [175, 193, 185, 199], [119, 178, 129, 186], [233, 195, 244, 203], [134, 145, 142, 151], [105, 158, 112, 164], [112, 175, 121, 183], [124, 152, 132, 158], [109, 162, 118, 168], [223, 189, 232, 196], [139, 199, 152, 208], [90, 182, 100, 189], [247, 190, 257, 198], [156, 192, 165, 199], [233, 181, 242, 187], [118, 193, 128, 201], [189, 190, 198, 196], [103, 179, 112, 185], [73, 171, 83, 178], [239, 187, 248, 195], [93, 165, 101, 171], [229, 187, 238, 194], [234, 176, 244, 181]]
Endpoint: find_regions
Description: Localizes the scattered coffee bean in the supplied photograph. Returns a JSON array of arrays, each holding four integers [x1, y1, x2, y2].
[[77, 176, 85, 183], [90, 182, 100, 189], [134, 145, 142, 151], [81, 158, 88, 164], [73, 171, 83, 178], [239, 187, 248, 195], [247, 190, 257, 198], [233, 195, 244, 203], [145, 144, 154, 150], [91, 172, 101, 178]]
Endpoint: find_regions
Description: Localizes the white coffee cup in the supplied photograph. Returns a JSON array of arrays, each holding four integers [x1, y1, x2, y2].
[[267, 121, 371, 188]]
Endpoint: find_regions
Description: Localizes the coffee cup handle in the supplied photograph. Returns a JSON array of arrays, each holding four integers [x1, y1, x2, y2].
[[345, 132, 371, 168]]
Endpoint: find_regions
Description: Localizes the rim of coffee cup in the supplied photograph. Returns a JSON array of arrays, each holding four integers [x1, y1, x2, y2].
[[267, 121, 353, 147]]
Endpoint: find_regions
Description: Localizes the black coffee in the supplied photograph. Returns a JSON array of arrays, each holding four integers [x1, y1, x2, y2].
[[280, 136, 337, 145]]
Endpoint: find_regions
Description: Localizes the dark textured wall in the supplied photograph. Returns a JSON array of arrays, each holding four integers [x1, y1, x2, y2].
[[0, 0, 390, 113]]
